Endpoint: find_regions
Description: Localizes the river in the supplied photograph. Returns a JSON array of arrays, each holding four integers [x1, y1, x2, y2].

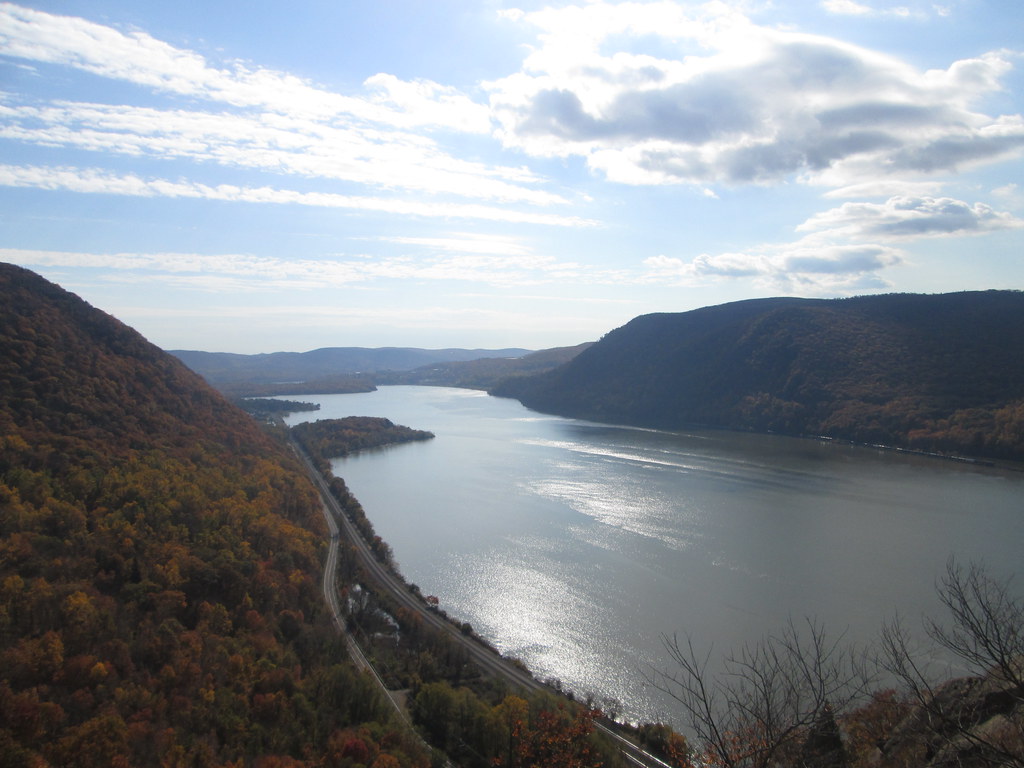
[[282, 385, 1024, 726]]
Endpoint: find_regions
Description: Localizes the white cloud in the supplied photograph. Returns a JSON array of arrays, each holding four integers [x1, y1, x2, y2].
[[821, 1, 922, 17], [1, 248, 364, 286], [488, 1, 1024, 188], [16, 188, 1002, 296], [642, 242, 902, 291], [642, 242, 903, 293], [0, 4, 484, 129], [822, 180, 944, 198], [645, 252, 767, 279], [364, 74, 492, 133], [821, 0, 873, 15], [3, 0, 1020, 313], [0, 4, 583, 211], [642, 190, 1019, 292], [0, 164, 596, 227], [377, 233, 535, 257], [797, 195, 1024, 239], [992, 182, 1023, 210], [0, 98, 561, 205], [1, 244, 615, 291], [821, 0, 955, 18], [779, 244, 903, 274]]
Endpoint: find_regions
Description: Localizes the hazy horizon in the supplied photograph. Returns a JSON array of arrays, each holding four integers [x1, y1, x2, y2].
[[2, 1, 1022, 353]]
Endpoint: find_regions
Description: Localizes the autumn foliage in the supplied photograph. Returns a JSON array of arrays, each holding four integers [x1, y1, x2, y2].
[[0, 264, 426, 767], [409, 683, 614, 768]]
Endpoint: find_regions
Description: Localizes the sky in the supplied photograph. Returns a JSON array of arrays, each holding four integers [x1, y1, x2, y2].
[[1, 0, 1022, 353]]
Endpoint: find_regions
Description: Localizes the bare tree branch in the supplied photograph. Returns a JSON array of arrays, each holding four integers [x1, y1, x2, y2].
[[878, 559, 1024, 768], [649, 618, 872, 768]]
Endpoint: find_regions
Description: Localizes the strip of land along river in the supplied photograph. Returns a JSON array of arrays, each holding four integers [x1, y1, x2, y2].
[[281, 385, 1024, 727]]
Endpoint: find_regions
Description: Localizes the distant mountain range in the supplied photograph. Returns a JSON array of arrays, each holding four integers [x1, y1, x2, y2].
[[493, 292, 1024, 462], [170, 346, 533, 395], [376, 343, 594, 389]]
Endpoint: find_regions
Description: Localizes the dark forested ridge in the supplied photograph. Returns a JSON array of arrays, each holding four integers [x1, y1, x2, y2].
[[493, 292, 1024, 461], [0, 263, 429, 766]]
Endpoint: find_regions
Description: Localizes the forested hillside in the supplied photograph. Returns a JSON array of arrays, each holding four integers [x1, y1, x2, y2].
[[493, 292, 1024, 461], [0, 264, 426, 766]]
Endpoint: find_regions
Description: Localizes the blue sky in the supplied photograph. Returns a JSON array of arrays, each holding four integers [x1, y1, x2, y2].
[[1, 0, 1022, 352]]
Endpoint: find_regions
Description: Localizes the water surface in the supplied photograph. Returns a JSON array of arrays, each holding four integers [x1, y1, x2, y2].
[[283, 386, 1023, 725]]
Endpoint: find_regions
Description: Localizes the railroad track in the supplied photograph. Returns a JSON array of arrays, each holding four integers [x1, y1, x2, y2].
[[311, 448, 409, 722], [293, 438, 543, 690]]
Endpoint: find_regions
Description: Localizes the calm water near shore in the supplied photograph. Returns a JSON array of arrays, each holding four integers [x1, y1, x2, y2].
[[282, 385, 1024, 726]]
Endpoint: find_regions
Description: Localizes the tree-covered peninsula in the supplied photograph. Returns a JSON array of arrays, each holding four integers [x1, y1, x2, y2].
[[291, 417, 434, 462]]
